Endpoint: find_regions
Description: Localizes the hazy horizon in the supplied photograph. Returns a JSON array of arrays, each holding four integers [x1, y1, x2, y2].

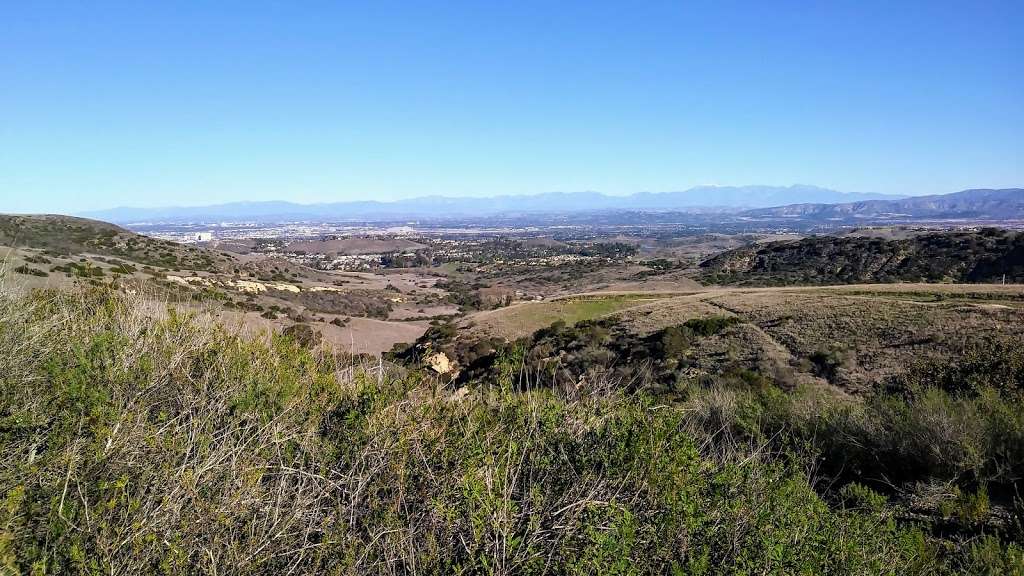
[[7, 183, 1000, 217], [3, 2, 1022, 214], [79, 184, 904, 213]]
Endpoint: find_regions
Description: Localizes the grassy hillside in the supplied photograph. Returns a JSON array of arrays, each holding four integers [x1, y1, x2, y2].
[[0, 215, 458, 356], [0, 214, 233, 271], [462, 294, 673, 340], [701, 229, 1024, 286], [407, 284, 1024, 397], [3, 284, 1023, 574]]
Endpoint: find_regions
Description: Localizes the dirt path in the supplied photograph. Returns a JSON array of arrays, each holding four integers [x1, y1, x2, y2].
[[699, 294, 852, 396]]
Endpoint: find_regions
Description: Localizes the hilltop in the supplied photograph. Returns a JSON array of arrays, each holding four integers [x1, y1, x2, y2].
[[402, 283, 1024, 395], [700, 228, 1024, 286], [0, 214, 233, 271]]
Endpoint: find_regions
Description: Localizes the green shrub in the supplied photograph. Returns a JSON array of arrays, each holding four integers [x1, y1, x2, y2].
[[940, 486, 991, 526], [900, 337, 1024, 396], [840, 482, 888, 514], [12, 265, 46, 277], [960, 535, 1024, 575], [809, 347, 849, 381], [681, 315, 742, 337]]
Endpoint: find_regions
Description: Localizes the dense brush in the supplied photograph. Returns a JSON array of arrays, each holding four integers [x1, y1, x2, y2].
[[1, 283, 1022, 574]]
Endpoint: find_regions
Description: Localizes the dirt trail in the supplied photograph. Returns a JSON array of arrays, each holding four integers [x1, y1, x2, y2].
[[698, 294, 835, 391]]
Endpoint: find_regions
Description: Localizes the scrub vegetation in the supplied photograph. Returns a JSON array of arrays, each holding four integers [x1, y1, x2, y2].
[[2, 284, 1023, 574], [701, 228, 1024, 286]]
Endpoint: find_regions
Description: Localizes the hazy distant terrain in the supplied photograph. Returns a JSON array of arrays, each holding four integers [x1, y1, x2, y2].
[[80, 185, 900, 223], [741, 188, 1024, 221], [76, 188, 1024, 239]]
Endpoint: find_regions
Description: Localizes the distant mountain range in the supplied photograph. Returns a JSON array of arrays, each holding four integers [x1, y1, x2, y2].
[[80, 185, 899, 223], [77, 186, 1024, 225], [739, 188, 1024, 221]]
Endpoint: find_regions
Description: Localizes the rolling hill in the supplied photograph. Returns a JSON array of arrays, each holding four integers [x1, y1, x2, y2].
[[700, 228, 1024, 285], [0, 214, 234, 271]]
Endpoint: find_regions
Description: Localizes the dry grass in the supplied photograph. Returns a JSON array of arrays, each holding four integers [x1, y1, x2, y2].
[[463, 294, 671, 340], [586, 284, 1024, 394]]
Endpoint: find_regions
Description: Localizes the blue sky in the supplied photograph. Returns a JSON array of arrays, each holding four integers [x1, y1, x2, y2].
[[2, 1, 1021, 213]]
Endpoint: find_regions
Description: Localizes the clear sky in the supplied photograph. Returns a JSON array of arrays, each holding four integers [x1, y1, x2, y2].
[[2, 1, 1022, 213]]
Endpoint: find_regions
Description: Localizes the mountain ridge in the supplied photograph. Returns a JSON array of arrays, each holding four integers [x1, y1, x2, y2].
[[739, 188, 1024, 221], [79, 185, 899, 222]]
